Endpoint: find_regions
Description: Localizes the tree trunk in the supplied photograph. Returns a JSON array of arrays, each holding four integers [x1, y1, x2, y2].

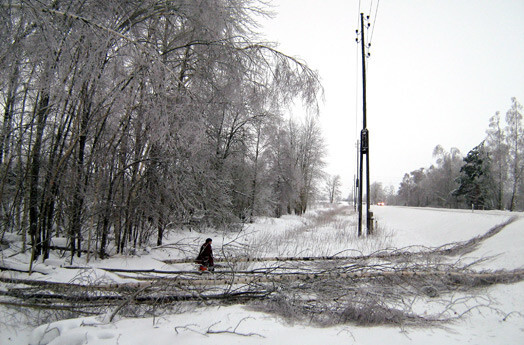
[[99, 170, 114, 259], [249, 125, 261, 222], [0, 64, 19, 165], [29, 92, 49, 265], [70, 86, 91, 261]]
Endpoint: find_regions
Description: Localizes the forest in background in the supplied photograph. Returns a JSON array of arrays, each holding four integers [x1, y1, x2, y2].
[[0, 0, 326, 263], [370, 98, 524, 211]]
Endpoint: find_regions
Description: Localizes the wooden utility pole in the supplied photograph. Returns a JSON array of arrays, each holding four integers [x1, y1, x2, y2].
[[357, 13, 371, 236], [354, 140, 359, 212]]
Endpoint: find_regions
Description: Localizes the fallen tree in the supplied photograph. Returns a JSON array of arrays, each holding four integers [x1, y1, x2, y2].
[[1, 217, 522, 327]]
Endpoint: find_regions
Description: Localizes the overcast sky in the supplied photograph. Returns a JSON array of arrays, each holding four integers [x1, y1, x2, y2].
[[259, 0, 524, 195]]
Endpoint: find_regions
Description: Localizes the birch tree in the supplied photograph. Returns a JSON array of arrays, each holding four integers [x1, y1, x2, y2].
[[0, 0, 323, 260], [485, 111, 508, 210], [505, 98, 524, 211], [427, 145, 462, 207], [325, 174, 342, 204], [294, 115, 325, 214]]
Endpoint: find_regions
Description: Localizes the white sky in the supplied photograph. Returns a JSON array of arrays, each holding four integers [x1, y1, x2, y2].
[[259, 0, 524, 194]]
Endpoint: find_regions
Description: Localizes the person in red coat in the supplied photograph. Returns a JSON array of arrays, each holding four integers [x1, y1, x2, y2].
[[196, 238, 214, 271]]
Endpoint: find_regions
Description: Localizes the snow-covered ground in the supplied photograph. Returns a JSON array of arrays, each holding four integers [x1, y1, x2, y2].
[[1, 205, 523, 344]]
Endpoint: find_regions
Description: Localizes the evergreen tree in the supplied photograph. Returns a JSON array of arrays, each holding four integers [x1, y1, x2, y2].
[[454, 142, 494, 209]]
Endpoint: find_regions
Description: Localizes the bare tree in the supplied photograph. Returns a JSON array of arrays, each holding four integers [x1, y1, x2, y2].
[[485, 111, 508, 210], [369, 181, 385, 205], [505, 98, 524, 211], [0, 0, 323, 261], [325, 174, 342, 204], [294, 115, 326, 214], [428, 145, 462, 207]]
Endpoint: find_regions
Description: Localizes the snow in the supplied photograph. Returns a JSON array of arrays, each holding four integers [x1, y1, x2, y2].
[[472, 218, 524, 270], [1, 205, 523, 345], [371, 206, 516, 247]]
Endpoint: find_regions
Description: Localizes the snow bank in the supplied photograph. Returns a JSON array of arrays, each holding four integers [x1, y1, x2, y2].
[[371, 206, 518, 247]]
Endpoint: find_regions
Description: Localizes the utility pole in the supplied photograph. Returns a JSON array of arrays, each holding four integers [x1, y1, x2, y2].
[[357, 13, 371, 236], [354, 140, 359, 212], [353, 174, 357, 211]]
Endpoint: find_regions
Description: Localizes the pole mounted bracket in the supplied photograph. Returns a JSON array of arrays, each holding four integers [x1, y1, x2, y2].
[[360, 129, 369, 154]]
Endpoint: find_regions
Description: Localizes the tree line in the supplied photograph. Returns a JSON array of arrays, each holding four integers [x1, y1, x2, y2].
[[0, 0, 326, 263], [371, 98, 524, 211]]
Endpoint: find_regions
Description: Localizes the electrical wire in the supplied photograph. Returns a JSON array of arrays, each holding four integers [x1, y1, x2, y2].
[[368, 0, 380, 47], [355, 30, 360, 144], [365, 0, 373, 44], [355, 0, 362, 182]]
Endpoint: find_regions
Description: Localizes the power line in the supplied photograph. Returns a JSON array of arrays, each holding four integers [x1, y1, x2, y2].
[[363, 1, 373, 45], [358, 0, 362, 22], [358, 0, 381, 80], [355, 43, 359, 142], [355, 0, 362, 205], [368, 0, 380, 46], [354, 3, 382, 236], [357, 13, 372, 237]]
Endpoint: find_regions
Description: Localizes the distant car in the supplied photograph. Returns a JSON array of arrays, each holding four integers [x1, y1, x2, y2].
[[377, 202, 385, 206]]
